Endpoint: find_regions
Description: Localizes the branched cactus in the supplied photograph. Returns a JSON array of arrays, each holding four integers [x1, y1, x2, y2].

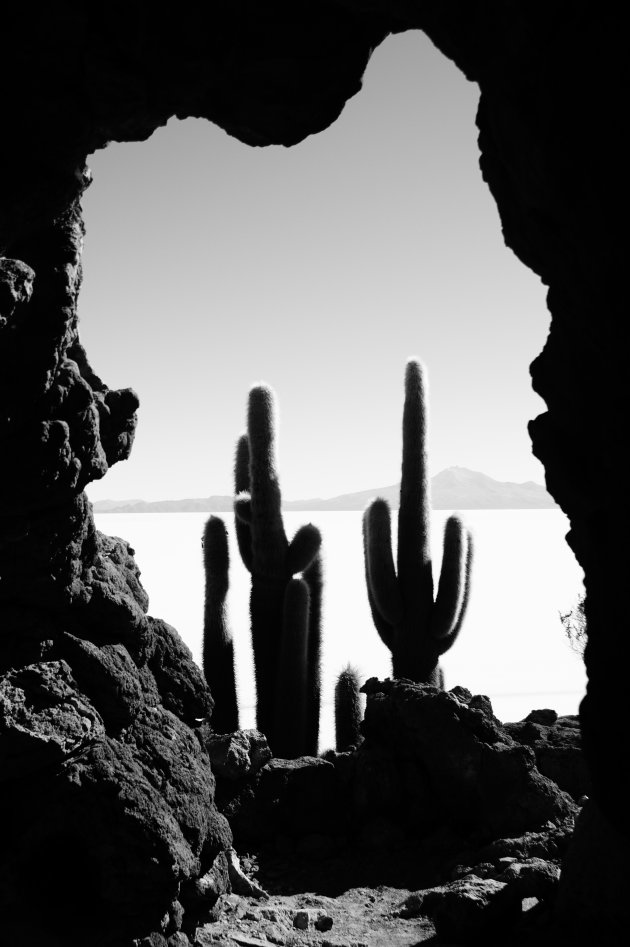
[[202, 515, 239, 732], [234, 384, 322, 755], [335, 664, 363, 751], [363, 359, 473, 686]]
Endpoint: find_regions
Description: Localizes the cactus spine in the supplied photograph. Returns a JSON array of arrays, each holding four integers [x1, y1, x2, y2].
[[202, 515, 239, 732], [234, 384, 322, 756], [363, 359, 473, 685], [335, 664, 363, 751]]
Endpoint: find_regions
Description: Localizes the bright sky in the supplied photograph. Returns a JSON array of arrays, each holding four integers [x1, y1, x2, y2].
[[80, 30, 550, 504]]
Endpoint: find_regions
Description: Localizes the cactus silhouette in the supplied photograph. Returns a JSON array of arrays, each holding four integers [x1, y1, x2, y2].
[[273, 577, 311, 759], [234, 384, 322, 755], [363, 359, 473, 685], [202, 515, 239, 732], [335, 664, 363, 751], [302, 553, 323, 756]]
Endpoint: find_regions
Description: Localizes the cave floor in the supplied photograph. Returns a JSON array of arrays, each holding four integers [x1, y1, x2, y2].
[[193, 846, 560, 947], [195, 884, 436, 946]]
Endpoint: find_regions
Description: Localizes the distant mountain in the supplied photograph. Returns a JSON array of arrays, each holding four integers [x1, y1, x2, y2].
[[430, 467, 557, 509], [89, 497, 144, 512], [91, 467, 557, 513]]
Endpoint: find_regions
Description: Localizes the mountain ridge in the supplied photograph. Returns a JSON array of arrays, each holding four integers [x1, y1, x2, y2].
[[91, 466, 558, 513]]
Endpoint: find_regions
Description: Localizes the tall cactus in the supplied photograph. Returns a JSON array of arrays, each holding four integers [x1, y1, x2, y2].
[[302, 552, 323, 756], [363, 359, 473, 685], [335, 664, 363, 752], [233, 384, 322, 755], [273, 577, 311, 759], [202, 515, 239, 732]]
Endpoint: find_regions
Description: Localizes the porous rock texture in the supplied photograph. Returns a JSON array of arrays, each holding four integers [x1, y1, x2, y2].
[[0, 1, 625, 941], [220, 681, 576, 853], [202, 683, 577, 944], [0, 210, 233, 942]]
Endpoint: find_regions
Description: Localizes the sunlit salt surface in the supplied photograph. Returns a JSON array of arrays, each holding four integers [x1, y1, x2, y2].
[[94, 510, 586, 752]]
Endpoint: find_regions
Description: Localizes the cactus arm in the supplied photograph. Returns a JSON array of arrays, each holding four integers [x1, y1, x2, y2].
[[248, 385, 288, 572], [334, 664, 363, 752], [436, 528, 474, 655], [362, 507, 395, 650], [202, 516, 239, 733], [364, 499, 403, 627], [397, 359, 433, 615], [432, 515, 469, 641], [303, 553, 323, 756], [273, 577, 310, 759], [287, 522, 322, 574], [234, 432, 251, 495], [233, 434, 253, 572]]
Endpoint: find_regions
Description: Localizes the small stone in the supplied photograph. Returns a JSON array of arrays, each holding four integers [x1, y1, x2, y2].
[[449, 685, 472, 704], [169, 900, 185, 932], [471, 861, 497, 878], [469, 694, 494, 717], [522, 897, 540, 913], [525, 708, 558, 726], [498, 857, 560, 899], [219, 893, 242, 914], [293, 909, 310, 930], [261, 922, 288, 945], [260, 908, 281, 922], [314, 913, 334, 932], [167, 933, 190, 947]]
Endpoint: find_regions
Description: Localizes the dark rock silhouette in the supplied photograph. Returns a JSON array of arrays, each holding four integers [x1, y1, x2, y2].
[[220, 681, 576, 851], [0, 2, 625, 940], [0, 208, 232, 943]]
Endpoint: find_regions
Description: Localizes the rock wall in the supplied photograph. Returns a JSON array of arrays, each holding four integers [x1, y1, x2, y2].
[[0, 1, 625, 940], [0, 206, 233, 945]]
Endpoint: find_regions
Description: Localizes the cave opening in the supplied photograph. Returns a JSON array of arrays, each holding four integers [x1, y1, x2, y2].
[[77, 31, 583, 742]]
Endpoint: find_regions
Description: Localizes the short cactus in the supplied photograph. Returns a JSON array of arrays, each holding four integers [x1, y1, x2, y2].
[[363, 359, 473, 685], [202, 515, 239, 732], [234, 384, 322, 755], [335, 664, 363, 751]]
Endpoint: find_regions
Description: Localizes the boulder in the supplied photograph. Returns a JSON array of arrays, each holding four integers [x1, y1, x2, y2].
[[358, 679, 577, 840], [201, 728, 272, 780]]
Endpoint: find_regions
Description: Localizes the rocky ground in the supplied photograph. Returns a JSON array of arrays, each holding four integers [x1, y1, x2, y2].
[[173, 682, 586, 947], [189, 832, 570, 947]]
